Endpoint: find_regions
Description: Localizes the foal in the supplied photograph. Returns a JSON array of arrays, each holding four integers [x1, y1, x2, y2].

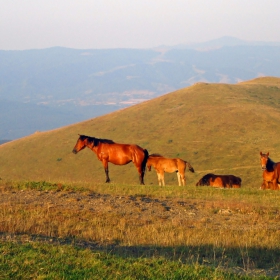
[[147, 154, 194, 186]]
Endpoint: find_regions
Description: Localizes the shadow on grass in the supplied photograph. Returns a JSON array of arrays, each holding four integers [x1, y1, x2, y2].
[[1, 232, 279, 276]]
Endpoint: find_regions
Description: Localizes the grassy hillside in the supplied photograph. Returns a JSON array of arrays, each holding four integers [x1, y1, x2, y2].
[[1, 76, 280, 187]]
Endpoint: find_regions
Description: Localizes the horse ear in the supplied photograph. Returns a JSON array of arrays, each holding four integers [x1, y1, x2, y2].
[[260, 151, 262, 155], [267, 152, 269, 156]]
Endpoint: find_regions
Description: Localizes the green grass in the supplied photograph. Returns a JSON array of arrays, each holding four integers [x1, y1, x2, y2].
[[0, 242, 276, 279]]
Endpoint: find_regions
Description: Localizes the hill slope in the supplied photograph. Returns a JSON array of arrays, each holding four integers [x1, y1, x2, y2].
[[1, 77, 280, 187]]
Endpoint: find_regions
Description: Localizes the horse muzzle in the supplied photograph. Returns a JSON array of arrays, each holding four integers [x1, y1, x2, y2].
[[261, 166, 266, 171], [72, 149, 78, 154]]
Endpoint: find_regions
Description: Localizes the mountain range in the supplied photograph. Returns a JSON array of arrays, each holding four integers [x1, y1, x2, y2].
[[1, 36, 280, 140]]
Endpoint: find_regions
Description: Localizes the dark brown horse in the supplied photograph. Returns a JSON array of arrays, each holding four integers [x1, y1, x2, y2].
[[72, 135, 149, 184], [260, 152, 280, 190], [146, 154, 194, 186], [196, 173, 241, 188]]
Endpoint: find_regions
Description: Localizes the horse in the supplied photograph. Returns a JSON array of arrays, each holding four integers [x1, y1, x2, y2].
[[196, 173, 241, 188], [146, 154, 195, 186], [260, 152, 280, 190], [72, 135, 149, 184]]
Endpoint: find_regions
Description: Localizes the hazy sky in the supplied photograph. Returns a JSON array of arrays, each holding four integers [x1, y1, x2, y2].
[[1, 0, 280, 50]]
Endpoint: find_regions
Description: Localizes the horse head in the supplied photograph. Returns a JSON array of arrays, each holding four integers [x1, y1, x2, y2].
[[72, 135, 91, 154], [195, 179, 203, 186], [146, 160, 152, 171], [260, 151, 269, 171], [196, 173, 213, 186], [146, 155, 161, 171]]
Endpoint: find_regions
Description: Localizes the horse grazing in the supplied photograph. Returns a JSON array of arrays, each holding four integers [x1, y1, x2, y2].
[[72, 135, 149, 184], [146, 154, 195, 186], [196, 173, 241, 188], [260, 152, 280, 190]]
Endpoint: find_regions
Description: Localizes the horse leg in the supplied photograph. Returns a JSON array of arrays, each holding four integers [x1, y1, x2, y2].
[[102, 160, 110, 183], [159, 171, 165, 186], [133, 162, 145, 185], [272, 179, 278, 190], [136, 166, 145, 185], [162, 174, 166, 186], [181, 173, 186, 186], [134, 150, 148, 185], [176, 172, 181, 186], [156, 172, 162, 186], [178, 162, 186, 186], [260, 180, 268, 190]]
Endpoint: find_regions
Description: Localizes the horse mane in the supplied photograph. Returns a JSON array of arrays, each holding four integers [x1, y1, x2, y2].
[[79, 135, 115, 145], [149, 153, 164, 158], [266, 157, 276, 172]]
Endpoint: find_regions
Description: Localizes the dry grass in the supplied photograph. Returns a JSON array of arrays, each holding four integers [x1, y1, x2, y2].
[[0, 181, 280, 275], [1, 77, 280, 188]]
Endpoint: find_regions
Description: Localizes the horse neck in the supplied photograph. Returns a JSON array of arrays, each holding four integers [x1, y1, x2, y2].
[[85, 137, 98, 151], [266, 157, 275, 171]]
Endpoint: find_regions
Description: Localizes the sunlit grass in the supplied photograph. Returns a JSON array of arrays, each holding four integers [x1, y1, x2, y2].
[[0, 181, 280, 278]]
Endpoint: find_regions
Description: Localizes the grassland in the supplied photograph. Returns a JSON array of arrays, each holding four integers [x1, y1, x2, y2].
[[0, 181, 279, 278], [1, 77, 280, 278]]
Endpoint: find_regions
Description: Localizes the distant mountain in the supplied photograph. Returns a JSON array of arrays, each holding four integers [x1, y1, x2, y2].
[[170, 36, 280, 50], [1, 36, 280, 139]]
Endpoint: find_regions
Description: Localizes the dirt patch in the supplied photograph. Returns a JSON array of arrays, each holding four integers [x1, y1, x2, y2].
[[0, 186, 278, 232]]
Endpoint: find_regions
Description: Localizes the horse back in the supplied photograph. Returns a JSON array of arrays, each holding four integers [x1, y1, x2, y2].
[[175, 158, 187, 169], [196, 173, 241, 188], [148, 156, 179, 172], [222, 175, 241, 188], [97, 143, 147, 164], [209, 176, 224, 188]]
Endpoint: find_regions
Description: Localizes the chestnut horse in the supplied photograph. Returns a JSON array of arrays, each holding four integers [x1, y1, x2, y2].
[[146, 154, 194, 186], [260, 152, 280, 190], [72, 135, 149, 184]]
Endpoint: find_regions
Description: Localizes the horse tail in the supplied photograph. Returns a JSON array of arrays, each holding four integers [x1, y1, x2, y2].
[[186, 162, 195, 173], [142, 149, 149, 173]]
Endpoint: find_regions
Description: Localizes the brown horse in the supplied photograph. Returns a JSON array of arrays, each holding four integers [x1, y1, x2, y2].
[[146, 154, 194, 186], [72, 135, 149, 184], [196, 173, 241, 188], [260, 152, 280, 190]]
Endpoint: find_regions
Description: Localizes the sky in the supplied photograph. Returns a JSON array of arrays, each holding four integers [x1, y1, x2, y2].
[[1, 0, 280, 50]]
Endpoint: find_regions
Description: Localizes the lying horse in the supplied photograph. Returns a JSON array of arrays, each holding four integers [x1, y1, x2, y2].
[[146, 154, 195, 186], [72, 135, 149, 184], [196, 173, 241, 188], [260, 152, 280, 190]]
